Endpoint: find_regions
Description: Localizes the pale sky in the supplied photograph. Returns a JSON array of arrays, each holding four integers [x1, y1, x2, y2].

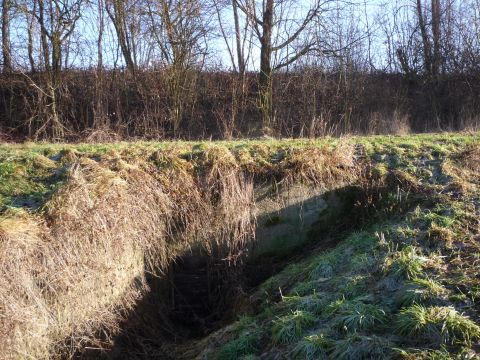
[[9, 0, 395, 71]]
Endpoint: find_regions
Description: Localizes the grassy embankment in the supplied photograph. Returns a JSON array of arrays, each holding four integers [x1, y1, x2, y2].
[[0, 133, 479, 359]]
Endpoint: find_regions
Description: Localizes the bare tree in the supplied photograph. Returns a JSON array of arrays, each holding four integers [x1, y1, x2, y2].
[[236, 0, 333, 132], [213, 0, 253, 138], [22, 0, 85, 137], [145, 0, 211, 135], [2, 0, 12, 72], [105, 0, 137, 76]]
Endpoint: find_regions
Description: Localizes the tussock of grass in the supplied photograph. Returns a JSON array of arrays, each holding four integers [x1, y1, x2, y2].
[[427, 223, 455, 249], [281, 293, 328, 315], [310, 260, 334, 279], [397, 346, 475, 359], [275, 143, 358, 187], [396, 305, 480, 346], [397, 278, 447, 307], [339, 275, 370, 299], [387, 246, 426, 280], [271, 310, 316, 344], [326, 298, 387, 332], [291, 333, 334, 359], [331, 334, 393, 360], [457, 144, 480, 171], [216, 320, 263, 360]]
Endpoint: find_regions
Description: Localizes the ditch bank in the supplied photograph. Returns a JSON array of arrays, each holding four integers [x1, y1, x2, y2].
[[96, 183, 368, 360], [2, 136, 478, 359], [0, 142, 359, 359]]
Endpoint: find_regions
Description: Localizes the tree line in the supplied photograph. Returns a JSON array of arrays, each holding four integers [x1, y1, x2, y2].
[[0, 0, 480, 140]]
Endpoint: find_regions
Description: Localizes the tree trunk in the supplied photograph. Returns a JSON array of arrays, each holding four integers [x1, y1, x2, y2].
[[259, 0, 273, 132], [232, 0, 244, 75], [416, 0, 432, 76], [27, 6, 36, 73], [431, 0, 441, 77], [2, 0, 12, 72], [38, 0, 51, 71], [94, 0, 107, 128], [106, 0, 136, 77]]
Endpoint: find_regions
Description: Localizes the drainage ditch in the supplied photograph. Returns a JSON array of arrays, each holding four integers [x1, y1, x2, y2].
[[168, 255, 242, 336], [77, 184, 385, 359]]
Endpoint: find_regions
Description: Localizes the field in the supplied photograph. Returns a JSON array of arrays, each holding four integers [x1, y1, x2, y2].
[[1, 133, 479, 359]]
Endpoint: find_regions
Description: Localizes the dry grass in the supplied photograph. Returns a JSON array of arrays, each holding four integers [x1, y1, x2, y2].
[[275, 142, 358, 188], [0, 157, 173, 358], [0, 144, 356, 358], [80, 126, 124, 143], [151, 145, 255, 260], [458, 144, 480, 172]]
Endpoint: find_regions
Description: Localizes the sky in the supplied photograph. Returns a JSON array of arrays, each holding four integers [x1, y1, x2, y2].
[[9, 0, 393, 71], [210, 0, 388, 70]]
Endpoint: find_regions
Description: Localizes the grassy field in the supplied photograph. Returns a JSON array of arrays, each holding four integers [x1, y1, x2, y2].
[[0, 132, 479, 359]]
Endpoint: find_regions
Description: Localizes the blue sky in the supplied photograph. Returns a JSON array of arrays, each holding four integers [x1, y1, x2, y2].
[[9, 0, 392, 71]]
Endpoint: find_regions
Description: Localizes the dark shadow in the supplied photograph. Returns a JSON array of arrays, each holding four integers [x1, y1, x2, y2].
[[75, 254, 244, 360]]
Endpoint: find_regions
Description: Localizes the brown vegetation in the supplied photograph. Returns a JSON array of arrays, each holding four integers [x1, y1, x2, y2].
[[0, 143, 360, 358], [0, 1, 480, 140]]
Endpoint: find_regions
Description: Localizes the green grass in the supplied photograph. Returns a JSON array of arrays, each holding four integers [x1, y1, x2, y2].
[[387, 246, 426, 280], [396, 305, 480, 346], [2, 132, 479, 358], [201, 133, 480, 359], [216, 318, 264, 360], [330, 334, 393, 360], [333, 300, 387, 332], [0, 132, 477, 212], [271, 310, 316, 344], [292, 333, 334, 359], [397, 278, 447, 307]]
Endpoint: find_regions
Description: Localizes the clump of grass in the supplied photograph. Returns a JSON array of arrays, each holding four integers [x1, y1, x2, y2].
[[310, 260, 334, 279], [291, 333, 334, 359], [327, 298, 387, 332], [395, 346, 453, 359], [216, 320, 263, 360], [397, 278, 447, 307], [59, 148, 79, 162], [338, 275, 369, 299], [457, 144, 480, 172], [395, 305, 480, 345], [216, 335, 260, 360], [331, 334, 394, 360], [386, 169, 421, 193], [32, 154, 57, 169], [277, 143, 357, 187], [371, 163, 389, 180], [281, 293, 328, 315], [423, 209, 456, 229], [426, 223, 454, 249], [387, 246, 425, 280], [272, 310, 316, 344], [394, 226, 421, 245], [350, 253, 378, 275]]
